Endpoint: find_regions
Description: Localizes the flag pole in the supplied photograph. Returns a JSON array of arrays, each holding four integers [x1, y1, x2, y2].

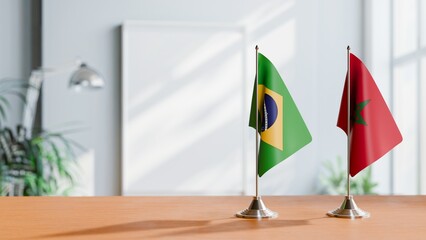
[[326, 46, 369, 219], [255, 45, 259, 198], [346, 45, 351, 198], [236, 45, 277, 219]]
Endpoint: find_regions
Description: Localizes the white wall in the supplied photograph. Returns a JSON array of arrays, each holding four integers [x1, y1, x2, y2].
[[0, 0, 32, 127], [42, 0, 363, 195]]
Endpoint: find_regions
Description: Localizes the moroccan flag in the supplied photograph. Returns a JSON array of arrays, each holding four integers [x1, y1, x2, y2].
[[337, 53, 403, 177], [249, 53, 312, 177]]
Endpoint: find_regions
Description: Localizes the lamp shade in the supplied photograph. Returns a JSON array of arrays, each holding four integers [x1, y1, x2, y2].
[[69, 63, 104, 90]]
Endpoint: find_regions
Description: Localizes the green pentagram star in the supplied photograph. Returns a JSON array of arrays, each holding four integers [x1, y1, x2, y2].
[[353, 99, 370, 125]]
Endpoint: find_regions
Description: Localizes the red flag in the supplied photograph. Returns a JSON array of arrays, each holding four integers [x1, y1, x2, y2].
[[337, 53, 403, 177]]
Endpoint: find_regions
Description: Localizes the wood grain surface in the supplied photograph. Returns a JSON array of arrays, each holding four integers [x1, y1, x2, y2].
[[0, 196, 425, 239]]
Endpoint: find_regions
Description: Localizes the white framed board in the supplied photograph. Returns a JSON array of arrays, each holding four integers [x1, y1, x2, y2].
[[121, 21, 248, 195]]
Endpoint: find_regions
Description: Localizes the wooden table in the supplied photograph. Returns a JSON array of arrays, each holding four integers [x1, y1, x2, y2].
[[1, 196, 425, 239]]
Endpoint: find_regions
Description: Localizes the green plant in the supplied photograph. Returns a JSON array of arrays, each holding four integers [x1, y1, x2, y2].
[[0, 78, 81, 196], [319, 156, 378, 195]]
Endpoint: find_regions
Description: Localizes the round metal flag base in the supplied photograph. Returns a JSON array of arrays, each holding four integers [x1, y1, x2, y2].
[[327, 195, 370, 219], [236, 196, 278, 219]]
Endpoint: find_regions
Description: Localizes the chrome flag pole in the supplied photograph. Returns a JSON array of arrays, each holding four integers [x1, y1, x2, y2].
[[327, 46, 370, 219], [236, 45, 277, 219]]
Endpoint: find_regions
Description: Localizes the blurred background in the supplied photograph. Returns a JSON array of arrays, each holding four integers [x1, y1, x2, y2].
[[0, 0, 424, 196]]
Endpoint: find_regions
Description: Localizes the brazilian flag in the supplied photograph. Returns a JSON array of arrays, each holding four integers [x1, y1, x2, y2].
[[249, 53, 312, 177]]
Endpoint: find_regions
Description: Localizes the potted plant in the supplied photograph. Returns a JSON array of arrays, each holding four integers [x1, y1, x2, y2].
[[0, 79, 80, 196], [319, 156, 378, 195]]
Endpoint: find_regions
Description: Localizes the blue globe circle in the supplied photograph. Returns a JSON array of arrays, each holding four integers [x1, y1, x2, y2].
[[261, 94, 278, 132]]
